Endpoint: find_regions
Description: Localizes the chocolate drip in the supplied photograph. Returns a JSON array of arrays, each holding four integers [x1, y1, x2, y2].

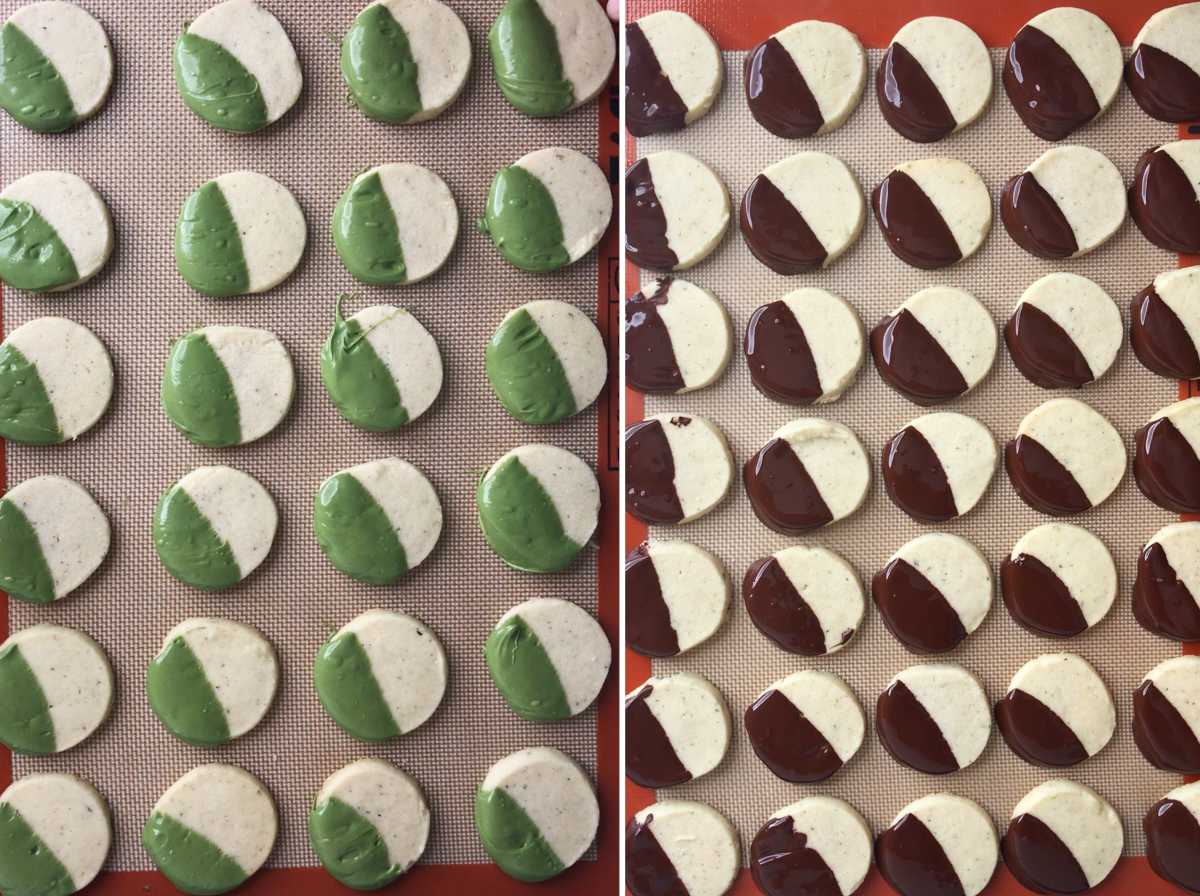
[[626, 815, 688, 896], [625, 419, 685, 524], [626, 158, 679, 272], [744, 688, 843, 783], [1130, 147, 1200, 254], [626, 280, 685, 393], [876, 679, 959, 774], [625, 23, 689, 137], [745, 300, 824, 405], [882, 426, 958, 522], [876, 812, 967, 896], [1005, 434, 1091, 516], [625, 686, 692, 788], [740, 174, 828, 274], [1127, 43, 1200, 123], [1005, 302, 1094, 389], [745, 37, 824, 138], [1133, 679, 1200, 774], [995, 688, 1088, 768], [872, 170, 962, 269], [1003, 25, 1101, 141], [870, 309, 969, 405], [872, 558, 968, 654], [626, 544, 679, 657], [1003, 812, 1091, 895], [744, 438, 833, 534], [1134, 416, 1200, 514], [1145, 795, 1200, 893], [876, 42, 957, 143], [1131, 285, 1200, 381], [1001, 172, 1079, 259], [750, 815, 842, 896], [743, 555, 833, 656], [1000, 553, 1088, 638], [1133, 541, 1200, 641]]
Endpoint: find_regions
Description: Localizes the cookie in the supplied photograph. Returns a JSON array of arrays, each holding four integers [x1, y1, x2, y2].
[[1134, 522, 1200, 641], [1001, 523, 1116, 638], [883, 412, 997, 522], [1133, 655, 1200, 774], [872, 159, 991, 269], [750, 797, 872, 896], [1128, 3, 1200, 121], [627, 801, 739, 896], [626, 10, 721, 136], [877, 794, 997, 896], [1131, 267, 1200, 381], [625, 672, 730, 788], [1130, 142, 1200, 254], [1145, 781, 1200, 893], [626, 151, 730, 271], [625, 540, 729, 658], [625, 414, 733, 525], [876, 663, 991, 774], [626, 278, 732, 394], [1135, 397, 1200, 514]]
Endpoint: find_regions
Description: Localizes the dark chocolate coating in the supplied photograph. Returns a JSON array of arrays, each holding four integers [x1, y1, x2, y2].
[[1005, 301, 1095, 389], [626, 158, 680, 272], [744, 438, 833, 535], [744, 37, 824, 138], [626, 279, 685, 394], [740, 174, 827, 274], [625, 418, 685, 524], [995, 689, 1088, 768], [1145, 794, 1200, 893], [1001, 171, 1079, 260], [626, 814, 688, 896], [871, 169, 962, 270], [1002, 812, 1092, 895], [1134, 414, 1200, 515], [882, 426, 958, 522], [1133, 679, 1200, 774], [872, 558, 968, 655], [875, 679, 959, 774], [1131, 284, 1200, 381], [876, 812, 967, 896], [750, 815, 843, 896], [625, 23, 689, 138], [1003, 25, 1101, 141], [625, 685, 691, 788], [744, 555, 850, 656], [744, 300, 824, 405], [1134, 540, 1200, 642], [1127, 42, 1200, 123], [870, 309, 969, 406], [1005, 434, 1091, 516], [744, 688, 844, 783], [1000, 553, 1089, 638], [876, 42, 956, 143], [625, 544, 679, 658], [1130, 146, 1200, 254]]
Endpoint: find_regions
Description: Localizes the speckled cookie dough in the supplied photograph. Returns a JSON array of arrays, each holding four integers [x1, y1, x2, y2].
[[625, 671, 730, 788], [625, 540, 730, 658], [1135, 397, 1200, 514], [625, 278, 732, 395], [626, 151, 730, 272], [1007, 272, 1121, 388], [877, 793, 998, 896], [1134, 521, 1200, 641], [873, 159, 991, 269], [1132, 266, 1200, 381], [1001, 523, 1116, 638], [750, 797, 872, 896], [627, 801, 739, 896], [625, 413, 734, 525], [883, 412, 997, 523], [876, 663, 991, 774], [1128, 3, 1200, 122], [1133, 655, 1200, 774], [626, 10, 722, 136]]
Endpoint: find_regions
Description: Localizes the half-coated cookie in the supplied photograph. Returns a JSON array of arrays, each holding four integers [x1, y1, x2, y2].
[[627, 800, 739, 896], [626, 414, 733, 525], [626, 151, 730, 271], [1134, 522, 1200, 641], [876, 793, 998, 896], [626, 540, 730, 657], [1133, 655, 1200, 774], [626, 278, 732, 394], [1145, 781, 1200, 893], [750, 797, 872, 896], [1127, 3, 1200, 122], [876, 663, 991, 774], [626, 11, 722, 137], [1131, 267, 1200, 381], [1130, 141, 1200, 254], [1001, 523, 1116, 638], [872, 159, 991, 269], [626, 672, 730, 788], [1135, 397, 1200, 514], [883, 412, 996, 522]]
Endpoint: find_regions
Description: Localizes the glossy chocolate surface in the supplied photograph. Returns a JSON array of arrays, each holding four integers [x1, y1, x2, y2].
[[1130, 147, 1200, 254], [1127, 43, 1200, 123], [872, 170, 962, 269], [625, 23, 689, 137], [1005, 434, 1091, 516], [1005, 302, 1094, 389], [876, 42, 956, 143], [750, 815, 842, 896], [872, 558, 968, 654], [876, 679, 959, 774], [744, 300, 824, 405], [871, 309, 969, 405], [744, 688, 844, 783], [626, 279, 685, 393], [626, 544, 679, 657], [1145, 795, 1200, 893], [626, 814, 688, 896], [744, 438, 833, 534], [745, 37, 824, 138], [995, 688, 1088, 767], [744, 555, 847, 656], [1003, 812, 1091, 895], [1134, 415, 1200, 514], [1001, 171, 1079, 260], [876, 812, 966, 896], [1133, 679, 1200, 774], [625, 418, 685, 524], [741, 174, 827, 274], [1131, 285, 1200, 381], [625, 685, 692, 788], [1000, 553, 1088, 638], [1133, 541, 1200, 641], [626, 158, 680, 272], [882, 426, 958, 522], [1003, 25, 1100, 141]]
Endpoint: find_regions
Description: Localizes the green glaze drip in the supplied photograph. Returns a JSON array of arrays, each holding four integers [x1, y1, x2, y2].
[[0, 643, 54, 754], [309, 796, 401, 891], [172, 31, 268, 133], [143, 811, 247, 896], [0, 22, 74, 132], [475, 785, 564, 882], [0, 198, 79, 292], [0, 342, 61, 444], [153, 485, 241, 591], [480, 165, 569, 272], [484, 614, 570, 722], [331, 172, 407, 285], [160, 330, 241, 447], [0, 803, 74, 896], [489, 0, 573, 117], [175, 180, 250, 297], [313, 631, 399, 742], [320, 303, 408, 431], [477, 456, 579, 573], [485, 308, 576, 425], [0, 499, 55, 604], [146, 636, 231, 746], [313, 472, 407, 584], [341, 4, 422, 124]]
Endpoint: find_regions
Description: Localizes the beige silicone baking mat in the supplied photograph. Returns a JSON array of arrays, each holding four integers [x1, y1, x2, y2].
[[637, 48, 1183, 859], [0, 0, 609, 871]]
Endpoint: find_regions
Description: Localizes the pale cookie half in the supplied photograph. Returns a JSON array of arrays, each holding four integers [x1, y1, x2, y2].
[[882, 412, 997, 522], [1133, 654, 1200, 774], [1001, 523, 1116, 638], [876, 663, 991, 774], [1007, 272, 1121, 388], [625, 413, 733, 525], [750, 797, 872, 896], [626, 150, 730, 272], [625, 540, 730, 658], [626, 278, 732, 395], [877, 793, 998, 896], [1128, 2, 1200, 122], [626, 10, 722, 136], [625, 672, 730, 788], [627, 801, 739, 896]]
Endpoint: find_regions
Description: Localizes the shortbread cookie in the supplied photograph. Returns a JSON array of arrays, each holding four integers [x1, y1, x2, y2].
[[883, 412, 997, 522], [1128, 3, 1200, 122], [1133, 655, 1200, 774], [625, 540, 729, 657], [876, 794, 998, 896], [627, 801, 738, 896], [1134, 522, 1200, 641], [876, 664, 991, 774], [872, 159, 991, 269], [1135, 398, 1200, 514], [1001, 523, 1116, 638], [1131, 142, 1200, 254], [1132, 267, 1200, 381], [1007, 273, 1121, 388], [625, 672, 730, 788], [1145, 781, 1200, 892], [626, 414, 733, 525], [626, 151, 730, 271], [750, 797, 872, 896], [626, 10, 721, 136], [626, 278, 731, 394]]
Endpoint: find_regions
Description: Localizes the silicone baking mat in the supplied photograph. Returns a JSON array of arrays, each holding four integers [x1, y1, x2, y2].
[[0, 1, 619, 892]]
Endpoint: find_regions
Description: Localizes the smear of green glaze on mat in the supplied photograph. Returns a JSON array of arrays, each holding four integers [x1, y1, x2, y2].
[[161, 330, 241, 447], [0, 22, 76, 132], [153, 486, 241, 591], [309, 796, 402, 890], [0, 802, 74, 896], [485, 613, 571, 721], [313, 471, 407, 584], [0, 198, 78, 292], [313, 631, 399, 741], [480, 164, 568, 272], [475, 785, 564, 882], [485, 308, 576, 424], [147, 636, 231, 746], [489, 0, 573, 117], [0, 342, 61, 444], [477, 456, 579, 573], [173, 31, 268, 132], [143, 811, 247, 896], [0, 643, 54, 754], [341, 3, 421, 123], [320, 301, 408, 431], [331, 172, 407, 285], [0, 499, 55, 603], [175, 181, 250, 296]]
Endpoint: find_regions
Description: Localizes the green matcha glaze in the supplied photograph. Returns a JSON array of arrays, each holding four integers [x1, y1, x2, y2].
[[484, 614, 570, 722], [331, 172, 407, 285], [172, 31, 268, 133], [0, 499, 55, 604], [0, 342, 61, 444], [314, 631, 399, 741], [0, 198, 79, 292], [477, 456, 580, 573], [161, 331, 242, 447], [485, 308, 576, 425], [143, 811, 248, 896], [0, 802, 74, 896], [341, 4, 422, 124], [309, 796, 402, 891], [0, 643, 54, 754], [153, 485, 241, 591], [314, 472, 407, 584], [175, 181, 250, 297], [489, 0, 573, 117], [0, 22, 75, 133], [475, 785, 564, 882], [147, 636, 231, 746], [480, 165, 569, 272], [320, 301, 408, 431]]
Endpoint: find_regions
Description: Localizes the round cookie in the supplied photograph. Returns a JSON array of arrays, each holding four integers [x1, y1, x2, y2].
[[745, 287, 864, 405], [625, 413, 733, 525], [872, 159, 990, 269], [873, 533, 992, 655], [877, 793, 998, 896], [162, 325, 294, 448], [876, 17, 992, 142], [143, 764, 277, 895], [1001, 524, 1116, 638], [1001, 146, 1126, 259], [1133, 655, 1200, 774], [481, 146, 611, 272], [1128, 3, 1200, 122], [0, 474, 108, 604], [627, 801, 739, 896], [626, 10, 721, 136], [870, 286, 996, 405], [883, 412, 997, 522], [744, 418, 869, 534], [477, 443, 599, 572], [485, 597, 610, 722], [740, 152, 864, 274], [332, 163, 458, 284], [1006, 397, 1125, 515], [321, 302, 442, 431], [1003, 780, 1122, 894], [744, 20, 866, 139], [0, 1, 112, 132], [0, 170, 112, 291], [995, 653, 1115, 768], [625, 672, 730, 788], [626, 278, 732, 395], [175, 171, 306, 296], [314, 609, 447, 741], [625, 540, 730, 658], [0, 774, 110, 896], [310, 759, 429, 890], [876, 664, 991, 774], [0, 624, 112, 755], [1131, 142, 1200, 254], [1132, 267, 1200, 381], [626, 151, 730, 272], [1006, 273, 1121, 388], [490, 0, 614, 118], [1135, 398, 1200, 514], [173, 0, 300, 132], [341, 0, 470, 124], [0, 316, 112, 444], [750, 797, 872, 896], [1145, 781, 1200, 892], [1134, 522, 1200, 641], [743, 545, 865, 656], [146, 618, 277, 747], [745, 670, 864, 783], [486, 299, 606, 423], [475, 747, 597, 883]]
